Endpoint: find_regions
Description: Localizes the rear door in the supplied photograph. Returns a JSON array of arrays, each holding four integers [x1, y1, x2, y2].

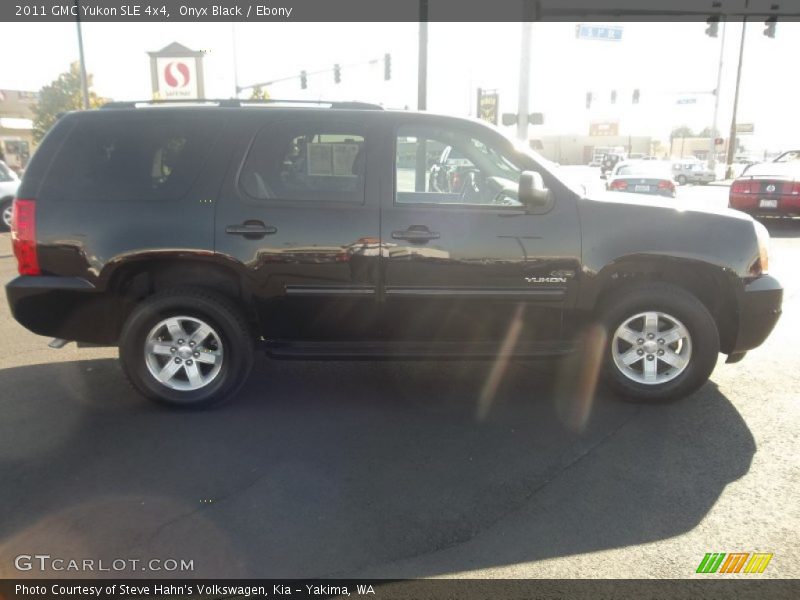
[[214, 111, 381, 340], [379, 115, 582, 346]]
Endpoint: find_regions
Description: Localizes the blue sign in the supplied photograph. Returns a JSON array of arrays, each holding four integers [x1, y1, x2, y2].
[[676, 98, 698, 105], [576, 25, 623, 41]]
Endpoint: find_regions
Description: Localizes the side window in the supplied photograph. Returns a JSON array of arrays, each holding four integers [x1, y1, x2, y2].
[[395, 125, 523, 207], [240, 123, 366, 204], [40, 116, 221, 203]]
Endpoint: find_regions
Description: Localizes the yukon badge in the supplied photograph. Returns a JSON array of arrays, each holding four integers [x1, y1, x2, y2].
[[525, 276, 568, 284]]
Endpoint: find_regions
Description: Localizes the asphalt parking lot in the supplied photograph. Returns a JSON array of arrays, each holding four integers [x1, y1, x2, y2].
[[0, 186, 798, 579]]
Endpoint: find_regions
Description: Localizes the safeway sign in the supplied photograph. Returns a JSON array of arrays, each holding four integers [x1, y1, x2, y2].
[[156, 58, 198, 99], [148, 42, 205, 100]]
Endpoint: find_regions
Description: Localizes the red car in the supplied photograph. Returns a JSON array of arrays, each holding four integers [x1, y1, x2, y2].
[[729, 161, 800, 217]]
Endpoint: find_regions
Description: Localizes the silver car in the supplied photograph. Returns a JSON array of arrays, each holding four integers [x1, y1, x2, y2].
[[0, 160, 20, 231], [672, 160, 715, 185]]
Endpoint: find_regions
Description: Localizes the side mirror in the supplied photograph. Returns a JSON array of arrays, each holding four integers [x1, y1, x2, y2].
[[519, 170, 550, 207]]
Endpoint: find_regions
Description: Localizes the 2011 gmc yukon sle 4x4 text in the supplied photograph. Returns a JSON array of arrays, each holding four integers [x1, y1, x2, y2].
[[6, 100, 783, 407]]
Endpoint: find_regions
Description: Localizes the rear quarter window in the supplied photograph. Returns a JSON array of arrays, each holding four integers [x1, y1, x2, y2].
[[39, 114, 222, 203]]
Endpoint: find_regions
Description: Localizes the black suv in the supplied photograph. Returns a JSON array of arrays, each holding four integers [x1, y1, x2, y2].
[[6, 100, 783, 407]]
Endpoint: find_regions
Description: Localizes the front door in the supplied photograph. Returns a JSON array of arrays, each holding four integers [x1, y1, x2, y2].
[[379, 117, 581, 346], [215, 114, 381, 340]]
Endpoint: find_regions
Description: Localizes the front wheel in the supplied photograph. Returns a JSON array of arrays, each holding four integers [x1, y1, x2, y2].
[[119, 288, 254, 408], [599, 282, 719, 402], [676, 174, 687, 186]]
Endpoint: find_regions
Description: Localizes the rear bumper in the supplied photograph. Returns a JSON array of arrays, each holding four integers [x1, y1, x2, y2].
[[729, 274, 782, 354], [729, 194, 800, 217], [6, 275, 118, 344]]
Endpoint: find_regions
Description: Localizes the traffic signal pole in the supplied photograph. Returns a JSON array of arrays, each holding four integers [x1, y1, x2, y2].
[[725, 18, 747, 179], [708, 21, 726, 170]]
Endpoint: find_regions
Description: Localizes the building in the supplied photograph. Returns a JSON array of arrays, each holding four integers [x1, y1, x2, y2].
[[0, 89, 38, 172], [534, 134, 655, 165]]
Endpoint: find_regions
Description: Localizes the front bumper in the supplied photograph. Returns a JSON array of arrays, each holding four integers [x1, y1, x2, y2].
[[729, 274, 782, 354], [6, 275, 118, 344]]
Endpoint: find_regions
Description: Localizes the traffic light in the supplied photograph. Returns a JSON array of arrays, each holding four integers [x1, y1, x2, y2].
[[333, 64, 341, 84], [632, 89, 640, 104], [384, 53, 391, 81], [300, 70, 307, 90], [586, 91, 592, 109], [764, 16, 777, 38], [705, 16, 719, 37], [610, 90, 617, 104]]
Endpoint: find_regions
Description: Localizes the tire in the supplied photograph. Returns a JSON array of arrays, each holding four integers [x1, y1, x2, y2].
[[119, 287, 254, 408], [0, 197, 13, 232], [676, 174, 687, 186], [598, 282, 719, 403]]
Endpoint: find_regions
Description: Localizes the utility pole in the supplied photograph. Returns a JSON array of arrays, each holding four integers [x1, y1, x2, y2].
[[417, 0, 428, 111], [415, 0, 429, 192], [708, 21, 726, 170], [725, 19, 747, 179], [517, 21, 532, 141], [74, 0, 90, 109], [231, 23, 240, 97]]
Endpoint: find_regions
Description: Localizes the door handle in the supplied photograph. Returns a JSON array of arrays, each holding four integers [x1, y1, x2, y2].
[[225, 221, 277, 238], [391, 227, 440, 243]]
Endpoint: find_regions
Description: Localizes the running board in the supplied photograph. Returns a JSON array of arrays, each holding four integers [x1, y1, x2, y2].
[[263, 340, 576, 360]]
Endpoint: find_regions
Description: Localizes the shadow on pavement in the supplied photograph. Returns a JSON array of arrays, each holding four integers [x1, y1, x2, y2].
[[0, 356, 754, 578]]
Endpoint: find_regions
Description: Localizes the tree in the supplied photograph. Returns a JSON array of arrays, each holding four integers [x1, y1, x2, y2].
[[670, 125, 695, 140], [249, 85, 270, 100], [698, 126, 720, 138], [32, 62, 103, 142]]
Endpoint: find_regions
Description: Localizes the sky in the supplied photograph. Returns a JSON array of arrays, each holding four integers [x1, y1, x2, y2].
[[1, 20, 798, 154]]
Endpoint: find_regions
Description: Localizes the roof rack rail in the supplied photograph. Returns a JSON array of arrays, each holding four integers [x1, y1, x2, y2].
[[101, 99, 384, 110]]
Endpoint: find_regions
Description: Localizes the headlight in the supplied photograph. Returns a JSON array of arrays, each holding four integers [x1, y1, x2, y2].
[[751, 220, 770, 275]]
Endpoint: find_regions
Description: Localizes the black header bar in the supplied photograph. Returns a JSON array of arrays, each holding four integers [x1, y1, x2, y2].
[[2, 0, 800, 22]]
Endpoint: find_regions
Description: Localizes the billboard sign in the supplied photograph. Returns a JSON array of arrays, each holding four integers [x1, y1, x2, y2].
[[477, 88, 499, 125], [589, 121, 619, 136]]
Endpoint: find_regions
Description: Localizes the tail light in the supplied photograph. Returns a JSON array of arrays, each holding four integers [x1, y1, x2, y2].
[[781, 181, 800, 195], [11, 199, 40, 276], [609, 179, 628, 190], [731, 180, 758, 194], [750, 220, 770, 276], [658, 180, 676, 193]]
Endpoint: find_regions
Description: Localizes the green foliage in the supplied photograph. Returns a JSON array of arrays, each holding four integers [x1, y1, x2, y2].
[[670, 125, 695, 140], [32, 62, 102, 142], [249, 86, 270, 100]]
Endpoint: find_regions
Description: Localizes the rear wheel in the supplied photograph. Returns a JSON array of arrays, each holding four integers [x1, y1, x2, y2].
[[119, 288, 254, 408], [598, 282, 719, 402], [0, 198, 13, 232], [676, 174, 687, 185]]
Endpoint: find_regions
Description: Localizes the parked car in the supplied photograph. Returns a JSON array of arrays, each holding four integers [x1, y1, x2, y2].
[[729, 161, 800, 218], [672, 160, 715, 185], [0, 160, 20, 231], [606, 161, 676, 198], [5, 100, 782, 408]]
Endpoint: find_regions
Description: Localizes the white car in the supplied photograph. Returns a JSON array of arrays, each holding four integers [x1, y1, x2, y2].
[[0, 161, 20, 231]]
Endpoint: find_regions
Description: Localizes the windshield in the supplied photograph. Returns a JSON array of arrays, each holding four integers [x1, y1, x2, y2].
[[775, 151, 800, 163]]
